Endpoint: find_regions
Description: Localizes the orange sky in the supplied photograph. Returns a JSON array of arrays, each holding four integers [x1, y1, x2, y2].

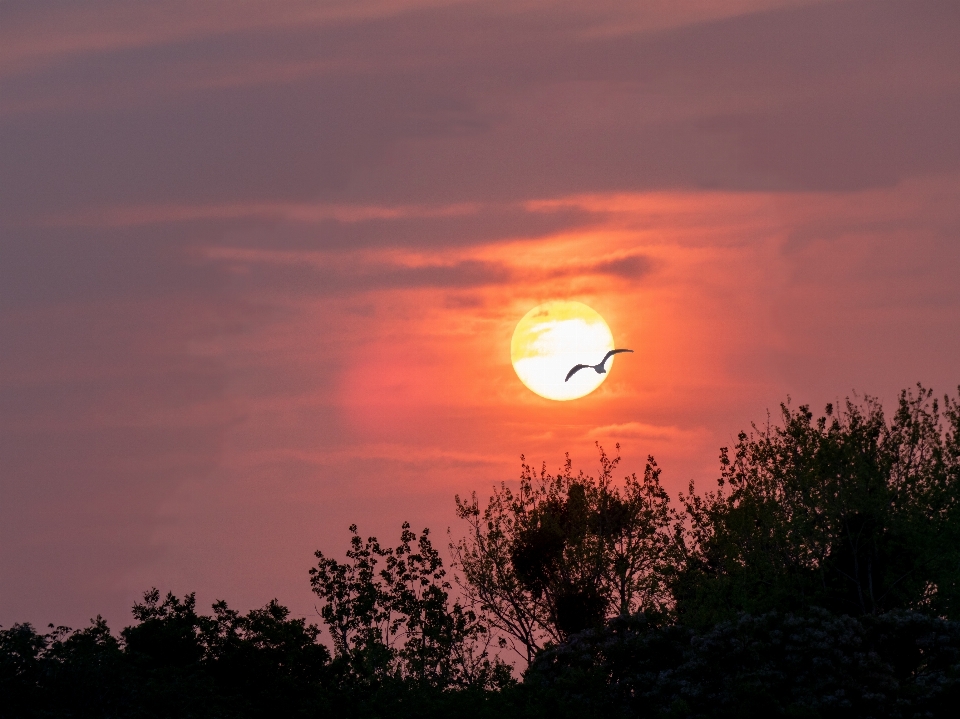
[[2, 0, 960, 629]]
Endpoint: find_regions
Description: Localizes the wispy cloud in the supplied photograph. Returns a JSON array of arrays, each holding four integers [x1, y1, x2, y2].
[[587, 422, 705, 442], [42, 201, 483, 228], [196, 242, 655, 293], [0, 0, 462, 77]]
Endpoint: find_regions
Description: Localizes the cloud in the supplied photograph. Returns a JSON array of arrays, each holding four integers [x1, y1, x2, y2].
[[587, 422, 703, 442], [199, 246, 513, 292], [0, 0, 824, 81], [536, 253, 654, 283], [588, 255, 652, 279], [195, 243, 655, 294], [4, 0, 959, 226], [0, 0, 461, 78], [35, 200, 598, 252], [41, 201, 483, 227]]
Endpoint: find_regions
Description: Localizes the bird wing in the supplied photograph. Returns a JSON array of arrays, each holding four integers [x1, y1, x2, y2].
[[565, 364, 590, 382], [599, 348, 634, 368]]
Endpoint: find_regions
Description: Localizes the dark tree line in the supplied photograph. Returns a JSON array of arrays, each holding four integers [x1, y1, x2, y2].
[[0, 591, 331, 718], [3, 385, 960, 718]]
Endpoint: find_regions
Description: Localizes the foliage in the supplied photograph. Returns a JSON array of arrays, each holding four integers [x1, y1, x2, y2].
[[0, 622, 49, 718], [0, 593, 332, 719], [310, 521, 511, 690], [0, 592, 517, 718], [527, 609, 960, 718], [674, 386, 960, 626], [452, 444, 680, 661]]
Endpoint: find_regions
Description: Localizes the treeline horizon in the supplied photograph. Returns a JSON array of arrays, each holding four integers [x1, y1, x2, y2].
[[3, 384, 960, 718]]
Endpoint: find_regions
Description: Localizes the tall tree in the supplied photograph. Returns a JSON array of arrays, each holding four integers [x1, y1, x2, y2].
[[452, 445, 681, 662], [310, 522, 508, 689], [674, 386, 960, 626]]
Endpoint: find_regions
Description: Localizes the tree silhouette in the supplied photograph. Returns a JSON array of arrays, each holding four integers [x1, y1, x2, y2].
[[310, 522, 510, 689], [452, 445, 681, 661], [674, 385, 960, 625]]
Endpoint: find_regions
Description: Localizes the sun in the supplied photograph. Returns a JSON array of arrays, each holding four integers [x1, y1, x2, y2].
[[511, 301, 616, 401]]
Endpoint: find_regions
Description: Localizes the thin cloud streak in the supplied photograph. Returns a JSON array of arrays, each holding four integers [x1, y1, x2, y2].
[[41, 201, 484, 228], [195, 243, 655, 293], [0, 0, 821, 79], [0, 0, 461, 76]]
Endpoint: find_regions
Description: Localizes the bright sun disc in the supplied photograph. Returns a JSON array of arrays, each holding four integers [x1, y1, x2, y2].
[[511, 301, 615, 401]]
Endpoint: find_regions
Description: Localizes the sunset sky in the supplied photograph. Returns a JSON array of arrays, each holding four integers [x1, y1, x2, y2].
[[2, 0, 960, 630]]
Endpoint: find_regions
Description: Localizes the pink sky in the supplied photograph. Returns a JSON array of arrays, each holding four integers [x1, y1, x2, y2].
[[2, 0, 959, 629]]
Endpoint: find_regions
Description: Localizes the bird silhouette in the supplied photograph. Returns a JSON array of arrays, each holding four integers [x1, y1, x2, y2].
[[565, 349, 633, 382]]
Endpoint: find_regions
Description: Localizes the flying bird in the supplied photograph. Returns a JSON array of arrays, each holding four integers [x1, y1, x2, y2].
[[565, 349, 633, 382]]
